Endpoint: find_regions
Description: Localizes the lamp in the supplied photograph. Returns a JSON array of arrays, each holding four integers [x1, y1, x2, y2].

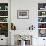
[[11, 23, 16, 30]]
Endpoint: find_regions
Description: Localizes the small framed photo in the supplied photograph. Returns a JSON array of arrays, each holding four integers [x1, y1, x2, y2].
[[17, 10, 29, 19]]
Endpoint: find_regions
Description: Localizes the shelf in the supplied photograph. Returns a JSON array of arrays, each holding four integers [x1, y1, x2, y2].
[[38, 3, 46, 37], [38, 15, 46, 17], [0, 16, 8, 17], [38, 10, 46, 11], [38, 22, 46, 23], [0, 10, 8, 11], [38, 28, 46, 29], [0, 22, 8, 23]]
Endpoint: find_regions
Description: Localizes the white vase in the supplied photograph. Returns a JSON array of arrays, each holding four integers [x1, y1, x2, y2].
[[21, 40, 25, 46]]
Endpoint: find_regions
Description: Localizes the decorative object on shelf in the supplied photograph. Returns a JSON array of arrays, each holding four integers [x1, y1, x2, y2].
[[45, 6, 46, 9], [39, 29, 46, 37], [11, 23, 16, 30], [38, 11, 46, 16], [38, 23, 46, 28], [0, 23, 8, 30], [0, 11, 8, 16], [5, 6, 8, 10], [29, 25, 35, 30], [38, 3, 46, 10], [40, 8, 45, 10], [0, 17, 8, 22], [0, 23, 8, 37], [17, 10, 29, 19], [38, 17, 42, 22], [0, 3, 8, 10], [38, 17, 46, 22], [0, 6, 1, 10], [42, 12, 45, 15]]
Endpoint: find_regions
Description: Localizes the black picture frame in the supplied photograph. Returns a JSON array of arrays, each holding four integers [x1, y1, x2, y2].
[[17, 10, 29, 19]]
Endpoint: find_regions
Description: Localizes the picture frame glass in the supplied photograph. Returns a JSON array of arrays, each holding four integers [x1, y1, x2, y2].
[[17, 10, 29, 19]]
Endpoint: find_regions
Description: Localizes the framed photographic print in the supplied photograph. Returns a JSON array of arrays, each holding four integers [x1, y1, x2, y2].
[[17, 10, 29, 19]]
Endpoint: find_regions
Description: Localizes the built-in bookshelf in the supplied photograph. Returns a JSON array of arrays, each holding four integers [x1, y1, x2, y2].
[[0, 3, 8, 37], [38, 3, 46, 37]]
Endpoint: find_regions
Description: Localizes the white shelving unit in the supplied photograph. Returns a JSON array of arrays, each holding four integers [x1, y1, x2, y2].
[[0, 2, 9, 45], [0, 3, 8, 36], [38, 3, 46, 37]]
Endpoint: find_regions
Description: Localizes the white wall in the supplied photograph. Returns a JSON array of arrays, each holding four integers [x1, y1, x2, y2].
[[11, 0, 38, 30], [11, 0, 46, 46], [0, 0, 8, 3], [11, 0, 46, 30]]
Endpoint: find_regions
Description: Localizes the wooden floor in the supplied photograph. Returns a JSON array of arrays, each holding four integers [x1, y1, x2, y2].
[[0, 45, 8, 46]]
